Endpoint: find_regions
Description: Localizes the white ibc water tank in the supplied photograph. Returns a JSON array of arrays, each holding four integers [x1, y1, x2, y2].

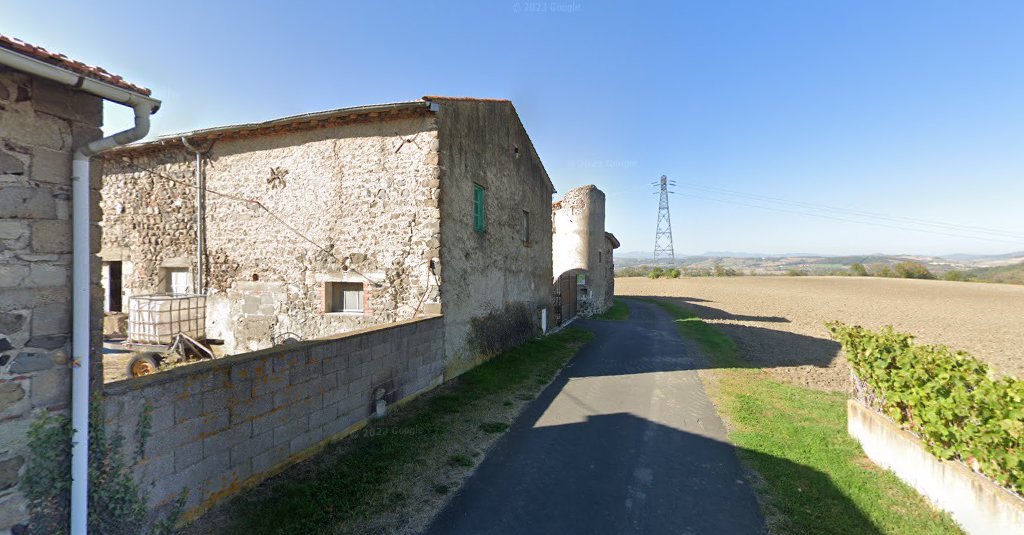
[[127, 294, 207, 345]]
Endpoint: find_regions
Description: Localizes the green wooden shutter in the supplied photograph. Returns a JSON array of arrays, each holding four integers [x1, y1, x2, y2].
[[474, 184, 486, 232]]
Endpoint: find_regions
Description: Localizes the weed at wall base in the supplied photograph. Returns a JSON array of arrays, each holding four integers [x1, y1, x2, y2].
[[467, 301, 538, 357], [21, 401, 185, 535]]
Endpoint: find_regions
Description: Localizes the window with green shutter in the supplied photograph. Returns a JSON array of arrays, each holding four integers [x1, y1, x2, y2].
[[473, 183, 486, 232]]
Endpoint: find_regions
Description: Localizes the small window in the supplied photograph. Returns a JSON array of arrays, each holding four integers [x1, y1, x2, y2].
[[521, 210, 530, 244], [473, 183, 486, 233], [326, 282, 364, 313], [162, 267, 192, 294]]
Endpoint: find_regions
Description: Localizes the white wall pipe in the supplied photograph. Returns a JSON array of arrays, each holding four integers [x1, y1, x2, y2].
[[181, 138, 206, 294], [71, 108, 157, 535], [0, 47, 160, 535]]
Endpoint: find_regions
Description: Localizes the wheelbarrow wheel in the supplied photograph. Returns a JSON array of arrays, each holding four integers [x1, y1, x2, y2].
[[127, 352, 161, 378]]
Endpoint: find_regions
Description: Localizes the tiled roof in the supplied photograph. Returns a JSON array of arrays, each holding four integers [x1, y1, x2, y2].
[[605, 232, 621, 249], [423, 95, 512, 103], [104, 100, 434, 154], [0, 35, 152, 96]]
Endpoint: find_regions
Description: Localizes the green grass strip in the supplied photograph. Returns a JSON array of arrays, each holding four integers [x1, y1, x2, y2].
[[591, 298, 630, 321], [222, 328, 594, 535], [643, 297, 962, 535]]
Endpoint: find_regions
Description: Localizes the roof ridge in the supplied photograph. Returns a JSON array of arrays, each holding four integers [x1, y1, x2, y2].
[[422, 95, 512, 103]]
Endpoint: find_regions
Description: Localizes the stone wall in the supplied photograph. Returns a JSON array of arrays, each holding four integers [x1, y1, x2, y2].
[[101, 114, 441, 354], [103, 315, 444, 520], [552, 185, 613, 317], [432, 98, 555, 374], [0, 70, 104, 532]]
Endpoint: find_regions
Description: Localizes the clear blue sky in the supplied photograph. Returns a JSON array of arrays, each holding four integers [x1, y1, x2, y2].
[[8, 1, 1024, 256]]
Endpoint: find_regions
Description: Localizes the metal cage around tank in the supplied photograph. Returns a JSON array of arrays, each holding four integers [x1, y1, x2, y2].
[[126, 293, 207, 346]]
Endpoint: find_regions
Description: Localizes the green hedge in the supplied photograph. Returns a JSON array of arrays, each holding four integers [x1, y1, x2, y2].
[[828, 322, 1023, 495]]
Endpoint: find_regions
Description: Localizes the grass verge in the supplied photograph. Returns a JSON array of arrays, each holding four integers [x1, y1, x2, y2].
[[591, 298, 630, 320], [642, 298, 962, 535], [183, 328, 593, 535]]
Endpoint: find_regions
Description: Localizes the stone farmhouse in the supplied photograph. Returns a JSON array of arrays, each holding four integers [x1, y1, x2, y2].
[[552, 185, 619, 322], [0, 35, 160, 533], [100, 96, 554, 374], [1, 34, 619, 531]]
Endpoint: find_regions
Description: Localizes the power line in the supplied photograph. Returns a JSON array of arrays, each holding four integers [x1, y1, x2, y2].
[[676, 191, 1024, 246], [121, 160, 445, 320], [677, 182, 1024, 239], [118, 161, 387, 287]]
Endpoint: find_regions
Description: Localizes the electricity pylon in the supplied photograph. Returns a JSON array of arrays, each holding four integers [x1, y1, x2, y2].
[[653, 175, 675, 260]]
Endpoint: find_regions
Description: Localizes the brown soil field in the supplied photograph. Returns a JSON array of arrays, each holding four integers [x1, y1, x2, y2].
[[617, 276, 1024, 392]]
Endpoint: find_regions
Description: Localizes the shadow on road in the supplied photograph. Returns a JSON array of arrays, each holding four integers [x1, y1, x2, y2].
[[427, 413, 881, 534], [427, 298, 880, 534], [661, 295, 791, 323], [617, 295, 843, 371]]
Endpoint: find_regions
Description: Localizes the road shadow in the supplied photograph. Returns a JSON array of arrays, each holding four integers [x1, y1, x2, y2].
[[655, 294, 791, 323], [613, 295, 842, 371], [426, 412, 882, 535]]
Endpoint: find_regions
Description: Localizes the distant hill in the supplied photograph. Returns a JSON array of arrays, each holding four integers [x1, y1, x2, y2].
[[962, 262, 1024, 285], [612, 250, 1024, 285], [943, 251, 1024, 262]]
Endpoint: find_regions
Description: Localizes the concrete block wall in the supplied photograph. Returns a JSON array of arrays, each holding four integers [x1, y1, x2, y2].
[[0, 70, 104, 532], [102, 315, 444, 520]]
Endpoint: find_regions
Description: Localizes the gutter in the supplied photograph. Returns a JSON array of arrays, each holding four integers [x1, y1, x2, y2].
[[0, 47, 160, 535]]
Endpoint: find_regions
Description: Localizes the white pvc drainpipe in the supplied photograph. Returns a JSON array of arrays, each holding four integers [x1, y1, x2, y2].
[[180, 138, 207, 294], [0, 47, 160, 535]]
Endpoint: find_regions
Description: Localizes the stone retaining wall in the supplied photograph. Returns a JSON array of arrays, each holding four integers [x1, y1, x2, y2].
[[103, 315, 444, 519]]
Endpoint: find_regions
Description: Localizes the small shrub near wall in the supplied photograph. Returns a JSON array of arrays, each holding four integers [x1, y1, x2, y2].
[[467, 302, 537, 357], [21, 403, 184, 535], [828, 322, 1024, 496]]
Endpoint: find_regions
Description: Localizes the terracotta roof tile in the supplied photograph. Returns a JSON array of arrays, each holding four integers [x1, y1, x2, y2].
[[0, 35, 152, 96], [422, 95, 512, 103]]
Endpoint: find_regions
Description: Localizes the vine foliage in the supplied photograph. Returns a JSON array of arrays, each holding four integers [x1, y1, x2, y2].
[[22, 401, 185, 535], [828, 322, 1023, 495]]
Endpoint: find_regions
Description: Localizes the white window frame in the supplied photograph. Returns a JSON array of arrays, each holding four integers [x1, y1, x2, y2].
[[162, 267, 192, 295]]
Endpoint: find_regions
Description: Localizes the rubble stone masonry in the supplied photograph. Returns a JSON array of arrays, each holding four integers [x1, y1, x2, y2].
[[101, 115, 441, 354], [0, 70, 105, 532]]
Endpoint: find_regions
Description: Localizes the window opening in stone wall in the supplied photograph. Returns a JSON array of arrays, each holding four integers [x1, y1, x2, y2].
[[102, 261, 123, 312], [521, 210, 530, 243], [326, 282, 365, 313], [162, 267, 192, 294]]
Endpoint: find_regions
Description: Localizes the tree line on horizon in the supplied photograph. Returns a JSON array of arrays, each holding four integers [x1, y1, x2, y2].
[[615, 260, 1024, 285]]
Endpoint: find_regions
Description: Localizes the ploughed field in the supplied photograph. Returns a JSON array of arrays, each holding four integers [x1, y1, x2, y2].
[[617, 276, 1024, 391]]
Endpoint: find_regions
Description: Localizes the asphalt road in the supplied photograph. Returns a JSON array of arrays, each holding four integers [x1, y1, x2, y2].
[[424, 298, 766, 535]]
